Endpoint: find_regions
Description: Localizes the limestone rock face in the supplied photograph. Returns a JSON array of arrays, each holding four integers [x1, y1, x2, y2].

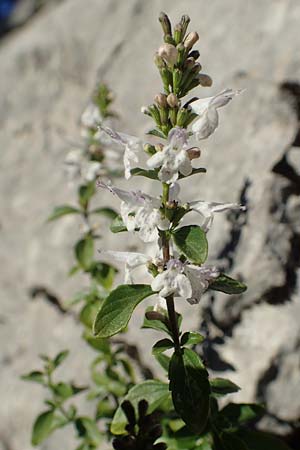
[[1, 1, 300, 449]]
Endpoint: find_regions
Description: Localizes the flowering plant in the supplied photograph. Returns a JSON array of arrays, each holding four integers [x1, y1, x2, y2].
[[24, 12, 291, 450]]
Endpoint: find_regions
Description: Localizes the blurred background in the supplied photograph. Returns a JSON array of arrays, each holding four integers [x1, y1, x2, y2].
[[1, 0, 300, 449]]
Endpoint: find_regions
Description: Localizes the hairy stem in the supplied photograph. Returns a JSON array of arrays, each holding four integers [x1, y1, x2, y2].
[[161, 183, 181, 352]]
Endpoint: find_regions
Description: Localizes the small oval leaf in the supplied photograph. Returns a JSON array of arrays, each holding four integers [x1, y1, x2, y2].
[[93, 284, 154, 338], [173, 225, 208, 264], [31, 410, 55, 446], [209, 273, 247, 295]]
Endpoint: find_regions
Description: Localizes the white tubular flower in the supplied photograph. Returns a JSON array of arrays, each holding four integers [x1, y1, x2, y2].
[[100, 250, 151, 284], [190, 200, 246, 232], [81, 103, 102, 129], [99, 126, 141, 179], [151, 259, 192, 299], [64, 149, 84, 180], [190, 89, 243, 140], [184, 265, 219, 305], [147, 127, 192, 183], [97, 181, 169, 242]]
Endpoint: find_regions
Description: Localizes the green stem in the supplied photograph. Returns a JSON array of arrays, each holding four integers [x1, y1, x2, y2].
[[161, 183, 181, 352]]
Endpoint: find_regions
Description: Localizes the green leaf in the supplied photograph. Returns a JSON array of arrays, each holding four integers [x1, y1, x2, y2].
[[152, 339, 174, 355], [110, 215, 128, 233], [216, 431, 249, 450], [79, 301, 102, 329], [154, 353, 171, 372], [173, 225, 208, 264], [88, 262, 117, 289], [53, 382, 87, 399], [210, 378, 240, 397], [180, 331, 205, 346], [21, 371, 44, 384], [47, 205, 80, 222], [93, 284, 154, 338], [31, 410, 55, 446], [220, 403, 265, 426], [236, 430, 291, 450], [53, 350, 69, 368], [75, 417, 102, 445], [130, 167, 160, 180], [75, 237, 94, 270], [111, 381, 170, 435], [68, 265, 80, 276], [78, 182, 95, 209], [82, 330, 111, 353], [146, 128, 167, 139], [169, 348, 210, 434], [209, 274, 247, 295], [90, 207, 118, 220]]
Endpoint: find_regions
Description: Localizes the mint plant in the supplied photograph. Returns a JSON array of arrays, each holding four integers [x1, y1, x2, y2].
[[23, 13, 292, 450], [93, 13, 292, 450]]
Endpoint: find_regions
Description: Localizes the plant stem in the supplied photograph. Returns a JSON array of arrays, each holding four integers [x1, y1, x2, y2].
[[161, 183, 181, 352]]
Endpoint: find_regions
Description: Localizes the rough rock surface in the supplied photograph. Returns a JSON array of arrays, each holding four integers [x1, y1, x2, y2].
[[1, 1, 300, 449]]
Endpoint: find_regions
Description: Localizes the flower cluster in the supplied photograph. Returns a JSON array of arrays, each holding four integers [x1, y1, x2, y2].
[[64, 84, 123, 183], [94, 15, 246, 306]]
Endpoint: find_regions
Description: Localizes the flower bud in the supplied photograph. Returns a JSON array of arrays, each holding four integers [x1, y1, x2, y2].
[[164, 34, 175, 45], [154, 52, 166, 69], [176, 43, 186, 65], [180, 14, 190, 37], [158, 43, 178, 67], [176, 108, 189, 127], [155, 143, 164, 152], [145, 311, 166, 321], [167, 93, 179, 108], [187, 147, 201, 160], [154, 93, 168, 108], [184, 57, 195, 69], [159, 12, 172, 37], [148, 105, 161, 126], [173, 68, 182, 94], [189, 50, 200, 60], [196, 73, 213, 87], [192, 62, 202, 74], [183, 31, 199, 50], [174, 23, 183, 44]]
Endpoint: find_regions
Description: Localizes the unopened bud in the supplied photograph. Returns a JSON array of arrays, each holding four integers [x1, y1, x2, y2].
[[180, 14, 190, 37], [148, 105, 161, 126], [173, 68, 182, 94], [164, 34, 175, 45], [187, 147, 201, 160], [154, 52, 166, 69], [159, 12, 172, 36], [158, 43, 178, 67], [176, 43, 186, 65], [184, 57, 195, 69], [155, 143, 164, 152], [196, 73, 213, 87], [167, 93, 179, 108], [154, 93, 168, 108], [145, 311, 166, 321], [183, 31, 199, 50], [189, 50, 200, 60], [192, 62, 202, 74], [174, 23, 183, 44]]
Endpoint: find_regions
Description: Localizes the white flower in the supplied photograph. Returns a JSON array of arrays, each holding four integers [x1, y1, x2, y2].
[[190, 200, 246, 232], [147, 127, 192, 183], [81, 102, 102, 129], [190, 89, 243, 140], [98, 126, 141, 179], [151, 259, 192, 298], [100, 250, 151, 284], [151, 259, 220, 305], [97, 181, 169, 242], [184, 265, 219, 304]]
